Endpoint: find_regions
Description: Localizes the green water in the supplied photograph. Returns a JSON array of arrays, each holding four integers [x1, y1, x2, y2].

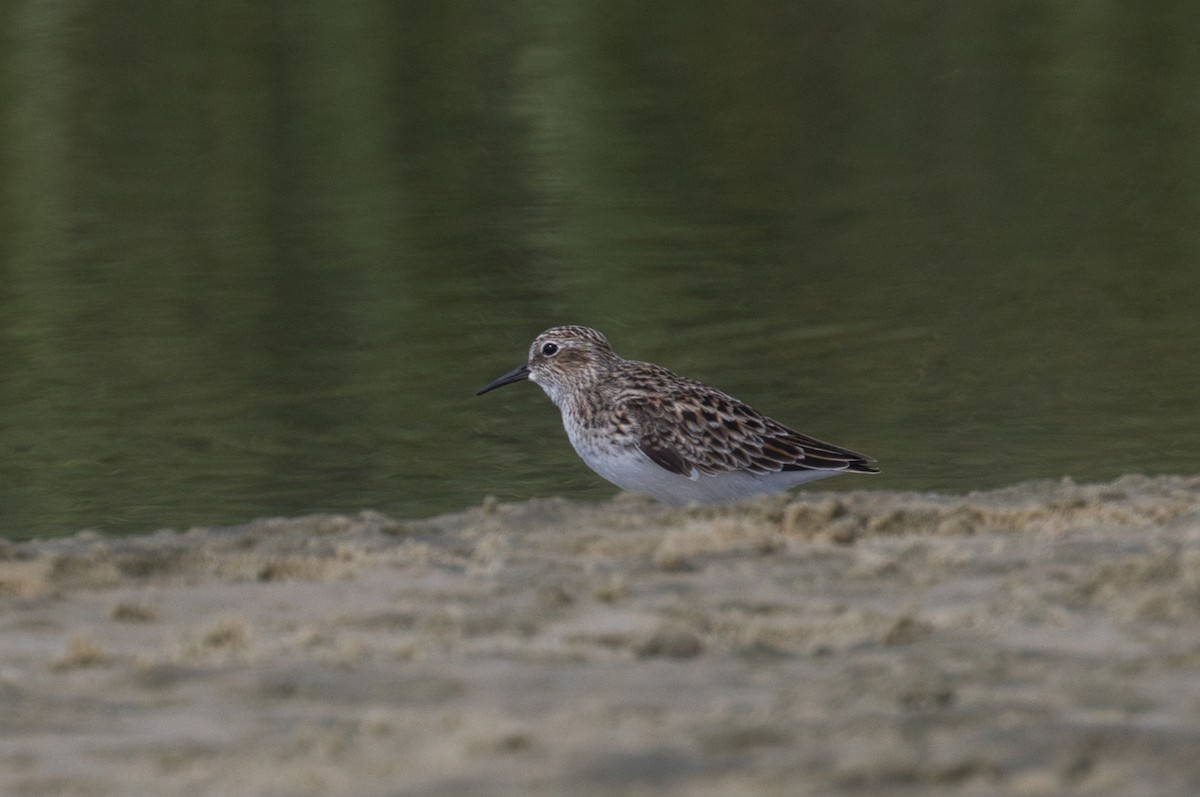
[[2, 3, 1198, 537]]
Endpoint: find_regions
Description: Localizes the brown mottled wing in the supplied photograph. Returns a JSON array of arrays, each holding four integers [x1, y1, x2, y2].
[[620, 381, 878, 478]]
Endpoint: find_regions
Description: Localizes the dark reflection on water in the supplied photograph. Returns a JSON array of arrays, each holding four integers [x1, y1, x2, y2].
[[1, 3, 1198, 537]]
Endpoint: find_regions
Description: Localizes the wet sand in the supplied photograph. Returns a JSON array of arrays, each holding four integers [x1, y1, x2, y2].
[[2, 475, 1199, 797]]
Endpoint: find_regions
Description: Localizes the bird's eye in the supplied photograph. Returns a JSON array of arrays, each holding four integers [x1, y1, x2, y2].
[[541, 342, 560, 356]]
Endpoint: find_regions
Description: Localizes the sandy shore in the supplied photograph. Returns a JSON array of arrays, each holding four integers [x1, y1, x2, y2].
[[2, 475, 1199, 796]]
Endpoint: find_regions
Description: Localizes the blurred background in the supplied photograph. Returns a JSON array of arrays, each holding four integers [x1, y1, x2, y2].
[[1, 2, 1198, 537]]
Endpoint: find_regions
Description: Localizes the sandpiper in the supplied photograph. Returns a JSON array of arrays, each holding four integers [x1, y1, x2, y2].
[[476, 325, 878, 504]]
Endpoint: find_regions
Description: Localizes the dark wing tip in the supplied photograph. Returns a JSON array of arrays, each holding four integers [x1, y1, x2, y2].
[[771, 430, 879, 474], [779, 457, 879, 474]]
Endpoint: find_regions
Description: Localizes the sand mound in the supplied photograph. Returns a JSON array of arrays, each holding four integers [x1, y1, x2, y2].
[[2, 475, 1199, 796]]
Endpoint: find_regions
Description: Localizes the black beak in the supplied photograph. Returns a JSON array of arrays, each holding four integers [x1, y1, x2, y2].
[[476, 363, 531, 395]]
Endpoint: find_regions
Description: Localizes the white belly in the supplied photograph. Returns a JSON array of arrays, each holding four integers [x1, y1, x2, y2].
[[565, 424, 839, 504]]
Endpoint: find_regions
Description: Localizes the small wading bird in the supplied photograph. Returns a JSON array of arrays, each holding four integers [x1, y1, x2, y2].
[[477, 325, 878, 503]]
